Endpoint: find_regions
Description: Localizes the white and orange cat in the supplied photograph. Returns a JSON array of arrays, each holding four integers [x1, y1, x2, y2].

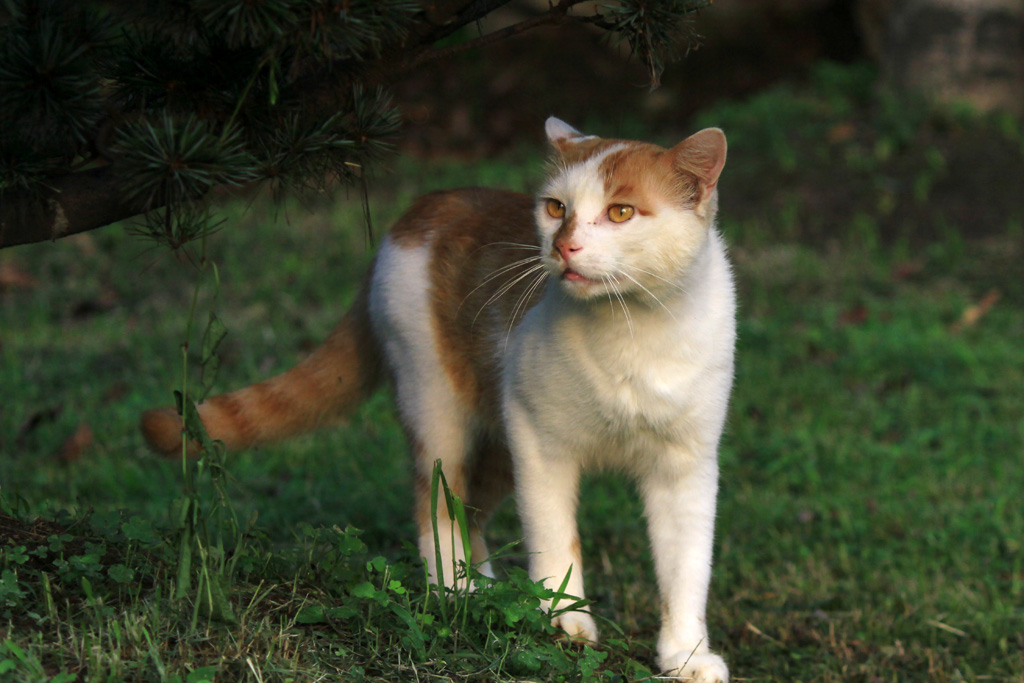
[[143, 118, 735, 682]]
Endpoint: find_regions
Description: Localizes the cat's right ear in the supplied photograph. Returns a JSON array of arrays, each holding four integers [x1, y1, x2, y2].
[[545, 117, 586, 147], [672, 128, 728, 205]]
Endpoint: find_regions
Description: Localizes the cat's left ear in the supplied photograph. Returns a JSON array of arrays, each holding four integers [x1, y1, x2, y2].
[[672, 128, 727, 203], [545, 117, 587, 147]]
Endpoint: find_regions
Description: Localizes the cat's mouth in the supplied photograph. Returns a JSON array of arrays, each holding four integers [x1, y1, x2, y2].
[[562, 268, 599, 285]]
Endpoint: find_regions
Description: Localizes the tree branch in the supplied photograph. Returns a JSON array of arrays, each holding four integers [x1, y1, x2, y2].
[[423, 0, 513, 45], [0, 168, 147, 249], [404, 0, 595, 72], [0, 0, 662, 250], [0, 1, 586, 250]]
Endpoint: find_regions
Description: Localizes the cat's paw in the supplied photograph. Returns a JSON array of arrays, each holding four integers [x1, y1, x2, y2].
[[659, 651, 729, 683], [551, 610, 599, 644]]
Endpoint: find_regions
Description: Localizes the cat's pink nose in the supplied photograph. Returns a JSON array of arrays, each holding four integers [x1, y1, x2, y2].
[[555, 240, 582, 262]]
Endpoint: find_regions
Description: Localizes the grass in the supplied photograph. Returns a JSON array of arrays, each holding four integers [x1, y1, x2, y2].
[[1, 62, 1023, 681]]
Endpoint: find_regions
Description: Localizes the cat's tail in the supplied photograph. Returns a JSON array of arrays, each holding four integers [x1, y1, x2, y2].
[[140, 285, 383, 457]]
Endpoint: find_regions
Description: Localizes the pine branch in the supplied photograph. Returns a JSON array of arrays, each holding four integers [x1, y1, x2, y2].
[[0, 0, 711, 250]]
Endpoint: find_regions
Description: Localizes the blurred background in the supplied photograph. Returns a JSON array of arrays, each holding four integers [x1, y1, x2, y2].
[[388, 0, 1023, 244]]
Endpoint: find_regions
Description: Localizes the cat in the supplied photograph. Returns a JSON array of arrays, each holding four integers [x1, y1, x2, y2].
[[142, 117, 734, 682]]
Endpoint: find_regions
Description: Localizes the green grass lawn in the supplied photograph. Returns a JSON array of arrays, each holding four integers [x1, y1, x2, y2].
[[1, 64, 1022, 682]]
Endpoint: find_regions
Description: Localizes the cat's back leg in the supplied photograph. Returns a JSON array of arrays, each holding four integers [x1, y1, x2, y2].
[[369, 235, 480, 586]]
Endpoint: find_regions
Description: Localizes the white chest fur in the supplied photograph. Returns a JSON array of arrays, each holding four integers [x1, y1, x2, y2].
[[503, 230, 736, 471]]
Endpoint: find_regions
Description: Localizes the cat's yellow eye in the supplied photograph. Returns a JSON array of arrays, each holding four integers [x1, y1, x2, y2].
[[545, 199, 566, 218], [608, 205, 635, 223]]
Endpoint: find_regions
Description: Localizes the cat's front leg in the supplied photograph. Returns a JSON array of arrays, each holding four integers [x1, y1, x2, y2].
[[505, 400, 597, 643], [642, 455, 729, 683]]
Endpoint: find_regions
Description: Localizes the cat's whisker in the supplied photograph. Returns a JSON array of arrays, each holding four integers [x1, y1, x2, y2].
[[477, 263, 546, 317], [483, 241, 543, 251], [622, 264, 688, 294], [473, 263, 547, 326], [491, 262, 546, 301], [469, 241, 541, 259], [476, 255, 543, 286], [521, 270, 549, 313], [505, 270, 549, 350], [458, 256, 542, 316], [604, 276, 634, 337], [601, 278, 617, 317], [620, 271, 678, 323], [617, 285, 635, 338], [468, 254, 541, 285]]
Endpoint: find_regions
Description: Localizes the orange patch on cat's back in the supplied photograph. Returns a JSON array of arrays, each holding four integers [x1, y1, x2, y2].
[[388, 190, 468, 247], [404, 189, 541, 417]]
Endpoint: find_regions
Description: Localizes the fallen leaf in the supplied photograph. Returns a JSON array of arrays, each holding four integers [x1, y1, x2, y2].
[[827, 122, 855, 144], [838, 304, 869, 327], [951, 288, 1000, 332], [103, 381, 130, 402], [0, 262, 38, 291], [891, 261, 924, 280], [57, 423, 94, 463]]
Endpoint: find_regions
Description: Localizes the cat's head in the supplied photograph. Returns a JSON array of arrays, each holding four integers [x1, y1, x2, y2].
[[535, 117, 727, 301]]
